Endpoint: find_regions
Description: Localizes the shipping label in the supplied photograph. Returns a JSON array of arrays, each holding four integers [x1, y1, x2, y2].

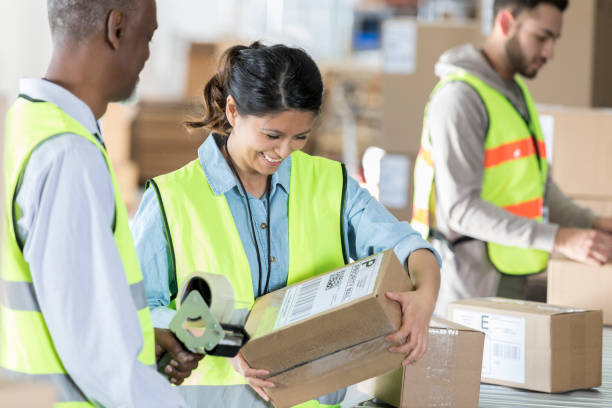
[[273, 253, 383, 329], [452, 308, 526, 384]]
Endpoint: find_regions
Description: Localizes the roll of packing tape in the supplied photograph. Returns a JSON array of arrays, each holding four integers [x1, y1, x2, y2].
[[179, 272, 235, 324]]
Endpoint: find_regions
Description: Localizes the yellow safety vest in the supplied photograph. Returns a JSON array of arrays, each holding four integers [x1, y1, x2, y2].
[[412, 71, 549, 275], [149, 149, 348, 407], [1, 96, 156, 407]]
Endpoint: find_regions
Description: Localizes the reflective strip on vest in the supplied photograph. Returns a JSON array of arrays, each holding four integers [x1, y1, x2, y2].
[[1, 97, 155, 406], [411, 71, 549, 275], [150, 149, 347, 407]]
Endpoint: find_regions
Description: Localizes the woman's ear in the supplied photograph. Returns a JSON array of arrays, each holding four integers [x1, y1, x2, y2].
[[225, 95, 238, 127]]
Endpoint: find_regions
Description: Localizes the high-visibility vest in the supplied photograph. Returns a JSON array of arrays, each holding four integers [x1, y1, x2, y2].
[[149, 149, 348, 407], [1, 96, 156, 407], [411, 71, 549, 275]]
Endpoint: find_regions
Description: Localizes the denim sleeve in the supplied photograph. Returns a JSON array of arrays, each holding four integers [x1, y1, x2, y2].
[[343, 175, 442, 267], [131, 187, 176, 329]]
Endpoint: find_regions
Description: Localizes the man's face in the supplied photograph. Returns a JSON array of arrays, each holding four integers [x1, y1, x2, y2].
[[505, 3, 563, 79], [112, 0, 158, 101]]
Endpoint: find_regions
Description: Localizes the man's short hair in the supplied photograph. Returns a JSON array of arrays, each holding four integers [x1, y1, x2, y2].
[[47, 0, 136, 42], [493, 0, 569, 17]]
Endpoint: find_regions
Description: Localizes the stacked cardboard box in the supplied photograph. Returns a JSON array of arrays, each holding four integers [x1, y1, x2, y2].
[[524, 0, 612, 108], [449, 297, 602, 393], [130, 101, 204, 184], [241, 249, 412, 408], [377, 19, 480, 221], [100, 103, 141, 213], [538, 106, 612, 312], [548, 258, 612, 325], [538, 106, 612, 212], [357, 317, 484, 408]]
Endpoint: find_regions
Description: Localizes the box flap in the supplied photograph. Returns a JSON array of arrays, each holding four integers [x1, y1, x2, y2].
[[450, 297, 592, 316]]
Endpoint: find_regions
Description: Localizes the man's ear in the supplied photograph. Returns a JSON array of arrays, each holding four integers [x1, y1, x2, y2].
[[106, 9, 125, 50], [498, 9, 515, 37]]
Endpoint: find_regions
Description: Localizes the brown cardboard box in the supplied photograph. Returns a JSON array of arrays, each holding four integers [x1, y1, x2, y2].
[[449, 297, 602, 393], [100, 103, 135, 165], [573, 196, 612, 218], [524, 0, 612, 107], [379, 19, 481, 153], [548, 257, 612, 325], [357, 316, 484, 408], [130, 101, 204, 182], [184, 39, 242, 99], [0, 382, 56, 407], [241, 250, 413, 408], [114, 161, 139, 214], [538, 106, 612, 197]]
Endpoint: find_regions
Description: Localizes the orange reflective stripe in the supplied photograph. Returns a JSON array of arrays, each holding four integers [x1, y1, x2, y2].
[[537, 140, 547, 159], [503, 197, 543, 219], [412, 208, 429, 224], [418, 146, 433, 168], [484, 138, 538, 168]]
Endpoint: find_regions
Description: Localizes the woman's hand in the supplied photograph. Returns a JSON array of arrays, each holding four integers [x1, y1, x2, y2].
[[385, 289, 436, 366], [230, 352, 275, 401], [385, 248, 440, 366]]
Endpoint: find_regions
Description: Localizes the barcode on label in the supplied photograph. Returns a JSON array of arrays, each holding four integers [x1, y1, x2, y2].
[[342, 266, 359, 301], [287, 279, 320, 323], [493, 343, 521, 361], [326, 270, 345, 291]]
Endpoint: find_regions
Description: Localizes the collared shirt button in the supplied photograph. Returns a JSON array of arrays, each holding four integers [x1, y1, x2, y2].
[[269, 255, 276, 263], [260, 222, 267, 230]]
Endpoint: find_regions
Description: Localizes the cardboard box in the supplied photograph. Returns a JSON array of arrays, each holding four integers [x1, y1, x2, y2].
[[131, 101, 203, 182], [548, 257, 612, 325], [538, 106, 612, 197], [573, 196, 612, 218], [184, 39, 242, 99], [100, 103, 135, 165], [241, 250, 413, 408], [114, 161, 139, 214], [523, 0, 612, 107], [380, 19, 481, 153], [357, 316, 484, 408], [0, 381, 56, 407], [449, 297, 602, 393]]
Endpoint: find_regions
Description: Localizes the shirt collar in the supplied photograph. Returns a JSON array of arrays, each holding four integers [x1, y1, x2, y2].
[[19, 78, 102, 139], [197, 133, 291, 197]]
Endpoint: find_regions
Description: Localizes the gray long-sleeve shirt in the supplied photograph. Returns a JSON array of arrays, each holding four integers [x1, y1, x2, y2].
[[11, 78, 186, 407], [427, 44, 595, 252]]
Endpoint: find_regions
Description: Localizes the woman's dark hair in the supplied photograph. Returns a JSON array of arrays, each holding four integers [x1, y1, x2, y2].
[[186, 41, 324, 135]]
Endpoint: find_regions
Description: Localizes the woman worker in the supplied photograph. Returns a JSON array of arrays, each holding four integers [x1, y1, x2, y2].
[[131, 42, 441, 408]]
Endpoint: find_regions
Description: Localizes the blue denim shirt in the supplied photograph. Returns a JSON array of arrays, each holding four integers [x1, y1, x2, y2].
[[131, 134, 441, 328]]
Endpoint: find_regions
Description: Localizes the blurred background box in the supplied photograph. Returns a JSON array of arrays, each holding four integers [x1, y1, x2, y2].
[[548, 257, 612, 325], [379, 19, 481, 154], [130, 101, 204, 184], [539, 106, 612, 198], [480, 0, 612, 108]]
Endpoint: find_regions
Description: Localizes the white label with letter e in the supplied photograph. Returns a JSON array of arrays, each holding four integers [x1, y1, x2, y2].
[[452, 308, 526, 384], [274, 253, 383, 329]]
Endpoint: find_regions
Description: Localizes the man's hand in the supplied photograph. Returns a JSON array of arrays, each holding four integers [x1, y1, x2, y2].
[[554, 227, 612, 266], [385, 289, 436, 366], [230, 352, 275, 401], [154, 328, 204, 385], [593, 217, 612, 234]]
